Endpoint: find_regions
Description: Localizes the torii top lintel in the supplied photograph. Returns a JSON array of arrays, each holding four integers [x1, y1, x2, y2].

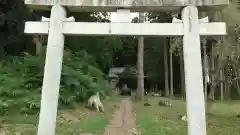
[[25, 0, 229, 12]]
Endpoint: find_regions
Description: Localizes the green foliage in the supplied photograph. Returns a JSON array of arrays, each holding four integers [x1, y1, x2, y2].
[[136, 98, 240, 135], [170, 37, 183, 56], [144, 37, 165, 83], [0, 50, 111, 115], [0, 0, 32, 57]]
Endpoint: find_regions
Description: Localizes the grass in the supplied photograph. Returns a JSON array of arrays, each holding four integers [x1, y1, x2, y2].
[[1, 97, 120, 135], [135, 97, 240, 135]]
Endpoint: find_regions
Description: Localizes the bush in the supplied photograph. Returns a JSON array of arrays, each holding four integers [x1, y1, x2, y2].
[[0, 50, 111, 115]]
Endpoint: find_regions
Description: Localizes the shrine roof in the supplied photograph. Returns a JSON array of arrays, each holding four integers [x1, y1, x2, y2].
[[25, 0, 229, 12]]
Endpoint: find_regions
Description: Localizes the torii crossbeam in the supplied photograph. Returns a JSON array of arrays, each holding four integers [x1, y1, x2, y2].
[[25, 21, 226, 36], [25, 0, 228, 11], [24, 1, 228, 135]]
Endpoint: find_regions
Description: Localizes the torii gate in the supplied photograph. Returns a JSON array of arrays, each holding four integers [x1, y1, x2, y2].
[[24, 0, 229, 135]]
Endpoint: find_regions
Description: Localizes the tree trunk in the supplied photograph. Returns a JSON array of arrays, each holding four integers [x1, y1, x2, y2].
[[209, 58, 231, 100], [236, 44, 240, 93], [207, 44, 217, 113], [220, 68, 224, 103], [220, 36, 225, 103], [180, 52, 185, 100], [170, 50, 174, 98], [33, 35, 44, 55], [236, 58, 240, 95], [210, 42, 215, 99], [224, 67, 230, 99], [36, 41, 43, 55], [136, 12, 145, 101], [203, 41, 208, 101], [209, 41, 220, 100], [164, 38, 169, 97]]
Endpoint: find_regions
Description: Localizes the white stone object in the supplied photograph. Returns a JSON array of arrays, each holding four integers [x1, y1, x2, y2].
[[25, 22, 226, 36], [35, 5, 74, 135], [115, 9, 132, 23], [173, 16, 209, 23], [181, 6, 207, 135]]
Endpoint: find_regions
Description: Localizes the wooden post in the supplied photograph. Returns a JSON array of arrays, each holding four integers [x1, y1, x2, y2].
[[170, 46, 174, 98], [182, 6, 207, 135], [137, 12, 145, 100], [164, 38, 170, 97]]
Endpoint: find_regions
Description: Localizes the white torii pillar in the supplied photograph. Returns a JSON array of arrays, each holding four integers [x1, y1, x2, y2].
[[24, 5, 226, 135], [32, 5, 74, 135], [175, 6, 208, 135]]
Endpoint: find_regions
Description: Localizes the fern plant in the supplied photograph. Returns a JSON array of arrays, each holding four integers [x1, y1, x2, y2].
[[0, 49, 111, 115]]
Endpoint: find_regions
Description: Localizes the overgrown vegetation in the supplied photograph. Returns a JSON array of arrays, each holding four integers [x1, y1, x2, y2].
[[2, 98, 120, 134], [135, 97, 240, 135], [0, 49, 111, 116]]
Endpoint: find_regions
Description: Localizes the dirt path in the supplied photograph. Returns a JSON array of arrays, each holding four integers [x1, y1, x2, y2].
[[103, 98, 138, 135]]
